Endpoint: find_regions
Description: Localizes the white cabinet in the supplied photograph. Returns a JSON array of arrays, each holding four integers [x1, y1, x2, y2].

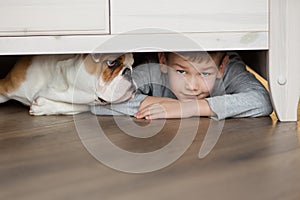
[[0, 0, 268, 53], [0, 0, 109, 36], [0, 0, 299, 122], [111, 0, 268, 34], [108, 0, 268, 51]]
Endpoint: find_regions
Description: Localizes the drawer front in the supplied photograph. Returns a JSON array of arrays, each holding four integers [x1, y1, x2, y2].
[[0, 0, 109, 36], [111, 0, 268, 34]]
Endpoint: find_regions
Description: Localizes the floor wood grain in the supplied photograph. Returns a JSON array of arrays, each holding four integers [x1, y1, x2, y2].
[[0, 100, 299, 200]]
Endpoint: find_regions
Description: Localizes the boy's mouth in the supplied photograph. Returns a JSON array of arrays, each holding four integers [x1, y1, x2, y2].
[[182, 94, 199, 99], [181, 92, 209, 100]]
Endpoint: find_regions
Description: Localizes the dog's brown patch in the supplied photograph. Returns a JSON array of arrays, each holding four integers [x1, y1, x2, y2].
[[0, 56, 32, 94], [82, 54, 88, 60], [83, 54, 126, 82], [102, 55, 125, 82]]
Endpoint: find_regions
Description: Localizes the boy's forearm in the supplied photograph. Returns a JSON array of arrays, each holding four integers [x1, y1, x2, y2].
[[136, 97, 215, 119], [205, 92, 273, 120], [139, 96, 177, 111], [190, 99, 215, 117]]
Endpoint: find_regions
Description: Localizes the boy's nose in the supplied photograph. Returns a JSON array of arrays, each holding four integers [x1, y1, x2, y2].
[[186, 76, 201, 92]]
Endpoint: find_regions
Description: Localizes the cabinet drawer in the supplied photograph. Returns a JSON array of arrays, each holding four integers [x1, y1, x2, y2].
[[0, 0, 109, 36], [111, 0, 268, 34]]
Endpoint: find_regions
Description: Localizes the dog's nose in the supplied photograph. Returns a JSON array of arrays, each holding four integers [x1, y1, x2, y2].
[[122, 67, 132, 81], [98, 97, 107, 103], [122, 67, 131, 76]]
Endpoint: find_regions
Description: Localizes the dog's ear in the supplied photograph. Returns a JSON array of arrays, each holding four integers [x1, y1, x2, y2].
[[91, 53, 101, 63]]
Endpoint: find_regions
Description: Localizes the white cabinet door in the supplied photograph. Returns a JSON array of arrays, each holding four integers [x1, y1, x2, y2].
[[0, 0, 109, 36], [111, 0, 268, 34]]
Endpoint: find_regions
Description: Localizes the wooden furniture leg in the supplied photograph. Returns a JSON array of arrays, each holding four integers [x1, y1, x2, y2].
[[269, 0, 300, 121]]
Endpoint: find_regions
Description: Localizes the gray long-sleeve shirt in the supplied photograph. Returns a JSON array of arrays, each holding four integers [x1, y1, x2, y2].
[[91, 52, 273, 120]]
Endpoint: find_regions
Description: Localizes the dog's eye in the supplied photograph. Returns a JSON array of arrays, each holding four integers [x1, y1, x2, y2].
[[105, 60, 119, 68]]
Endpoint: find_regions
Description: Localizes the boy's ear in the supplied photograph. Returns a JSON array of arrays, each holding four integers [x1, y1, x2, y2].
[[158, 52, 168, 73], [217, 54, 229, 78]]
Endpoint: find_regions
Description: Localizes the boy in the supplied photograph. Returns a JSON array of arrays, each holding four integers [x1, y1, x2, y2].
[[91, 51, 273, 120]]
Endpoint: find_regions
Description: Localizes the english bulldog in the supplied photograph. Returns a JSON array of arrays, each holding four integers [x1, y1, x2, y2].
[[0, 53, 136, 115]]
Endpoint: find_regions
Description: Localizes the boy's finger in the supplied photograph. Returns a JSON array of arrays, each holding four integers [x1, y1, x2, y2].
[[135, 104, 152, 118], [145, 112, 165, 120], [134, 108, 153, 118], [145, 107, 167, 119], [135, 105, 164, 119]]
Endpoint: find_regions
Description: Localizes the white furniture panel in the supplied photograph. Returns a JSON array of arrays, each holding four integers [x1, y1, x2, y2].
[[111, 0, 268, 34], [268, 0, 300, 121], [0, 32, 268, 55], [0, 0, 109, 36]]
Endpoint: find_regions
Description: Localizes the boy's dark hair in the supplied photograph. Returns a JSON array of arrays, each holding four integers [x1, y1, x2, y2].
[[165, 51, 226, 68], [133, 51, 226, 68]]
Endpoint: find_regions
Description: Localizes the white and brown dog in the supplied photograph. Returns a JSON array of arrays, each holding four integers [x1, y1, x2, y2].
[[0, 53, 136, 115]]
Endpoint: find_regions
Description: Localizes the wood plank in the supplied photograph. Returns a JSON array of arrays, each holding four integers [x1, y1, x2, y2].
[[0, 100, 299, 200]]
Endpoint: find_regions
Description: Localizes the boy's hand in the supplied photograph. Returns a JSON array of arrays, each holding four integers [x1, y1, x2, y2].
[[134, 100, 199, 119]]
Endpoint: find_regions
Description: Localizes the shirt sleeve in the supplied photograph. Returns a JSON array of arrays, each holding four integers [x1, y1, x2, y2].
[[206, 53, 273, 120], [91, 94, 148, 116]]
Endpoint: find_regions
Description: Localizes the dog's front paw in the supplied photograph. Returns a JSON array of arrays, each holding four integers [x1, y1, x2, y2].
[[30, 97, 54, 115]]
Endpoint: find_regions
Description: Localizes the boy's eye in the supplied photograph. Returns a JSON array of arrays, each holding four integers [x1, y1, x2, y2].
[[176, 70, 186, 74], [201, 72, 211, 77]]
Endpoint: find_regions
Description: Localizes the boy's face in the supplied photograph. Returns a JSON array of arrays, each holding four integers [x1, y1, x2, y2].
[[160, 53, 223, 101]]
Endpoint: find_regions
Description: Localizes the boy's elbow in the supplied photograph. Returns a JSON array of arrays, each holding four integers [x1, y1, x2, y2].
[[265, 99, 274, 116], [258, 102, 273, 117], [254, 92, 273, 117]]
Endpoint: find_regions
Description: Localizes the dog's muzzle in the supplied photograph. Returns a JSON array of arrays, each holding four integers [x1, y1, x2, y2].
[[123, 67, 137, 94], [122, 67, 132, 81], [95, 66, 136, 104]]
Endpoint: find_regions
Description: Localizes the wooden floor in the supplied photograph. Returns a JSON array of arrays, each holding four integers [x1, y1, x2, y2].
[[0, 100, 299, 200]]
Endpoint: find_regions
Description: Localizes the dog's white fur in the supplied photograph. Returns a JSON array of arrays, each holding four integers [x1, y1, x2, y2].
[[0, 53, 136, 115]]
